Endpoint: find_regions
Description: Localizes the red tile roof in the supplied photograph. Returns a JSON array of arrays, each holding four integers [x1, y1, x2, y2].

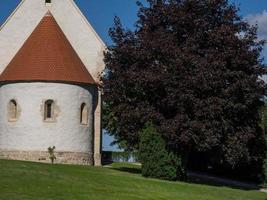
[[0, 12, 96, 85]]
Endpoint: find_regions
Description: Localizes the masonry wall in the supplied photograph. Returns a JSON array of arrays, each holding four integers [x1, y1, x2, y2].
[[0, 82, 95, 165]]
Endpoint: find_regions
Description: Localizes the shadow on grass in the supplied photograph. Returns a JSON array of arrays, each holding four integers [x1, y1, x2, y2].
[[187, 171, 260, 191], [109, 163, 260, 191], [111, 167, 142, 175]]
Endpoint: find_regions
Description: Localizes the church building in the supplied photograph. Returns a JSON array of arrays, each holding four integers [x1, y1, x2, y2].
[[0, 0, 105, 166]]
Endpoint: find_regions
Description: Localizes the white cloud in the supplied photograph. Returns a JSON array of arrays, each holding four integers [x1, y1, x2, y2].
[[246, 10, 267, 40], [246, 11, 267, 62]]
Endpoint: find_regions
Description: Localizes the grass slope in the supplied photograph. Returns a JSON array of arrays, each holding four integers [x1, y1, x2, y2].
[[0, 160, 266, 200]]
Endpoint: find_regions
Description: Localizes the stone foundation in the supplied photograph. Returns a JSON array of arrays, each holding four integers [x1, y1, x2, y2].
[[0, 150, 93, 165]]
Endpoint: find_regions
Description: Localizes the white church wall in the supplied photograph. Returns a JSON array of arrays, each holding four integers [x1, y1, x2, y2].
[[0, 82, 95, 164]]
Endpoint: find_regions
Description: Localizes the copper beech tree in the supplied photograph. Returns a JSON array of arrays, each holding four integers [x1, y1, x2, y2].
[[102, 0, 267, 174]]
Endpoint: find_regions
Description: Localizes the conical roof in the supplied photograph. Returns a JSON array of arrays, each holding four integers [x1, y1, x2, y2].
[[0, 12, 95, 85]]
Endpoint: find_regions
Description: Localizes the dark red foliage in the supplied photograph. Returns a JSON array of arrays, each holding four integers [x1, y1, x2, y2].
[[102, 0, 267, 168]]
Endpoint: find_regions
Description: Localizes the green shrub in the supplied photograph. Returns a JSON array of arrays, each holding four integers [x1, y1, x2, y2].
[[262, 159, 267, 186], [260, 103, 267, 185], [139, 122, 185, 181]]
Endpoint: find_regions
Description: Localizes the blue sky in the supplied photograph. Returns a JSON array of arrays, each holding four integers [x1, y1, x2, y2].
[[1, 0, 267, 151], [232, 0, 267, 16]]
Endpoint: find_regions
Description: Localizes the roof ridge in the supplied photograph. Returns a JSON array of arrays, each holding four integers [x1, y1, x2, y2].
[[45, 10, 52, 17]]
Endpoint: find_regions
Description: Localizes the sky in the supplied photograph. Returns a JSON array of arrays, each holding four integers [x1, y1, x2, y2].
[[1, 0, 267, 151]]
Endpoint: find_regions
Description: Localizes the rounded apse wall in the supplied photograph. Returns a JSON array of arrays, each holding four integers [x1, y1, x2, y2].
[[0, 82, 96, 165]]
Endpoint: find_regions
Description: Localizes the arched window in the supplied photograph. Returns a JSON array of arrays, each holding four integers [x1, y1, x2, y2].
[[8, 99, 18, 121], [80, 103, 88, 125], [44, 100, 54, 121]]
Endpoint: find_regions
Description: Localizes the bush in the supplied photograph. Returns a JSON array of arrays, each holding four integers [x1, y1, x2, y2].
[[260, 103, 267, 185], [139, 122, 185, 181], [262, 159, 267, 185]]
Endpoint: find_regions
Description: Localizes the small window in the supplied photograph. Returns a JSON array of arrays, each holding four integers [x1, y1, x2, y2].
[[8, 99, 18, 121], [80, 103, 88, 125], [45, 0, 51, 3], [44, 100, 54, 121]]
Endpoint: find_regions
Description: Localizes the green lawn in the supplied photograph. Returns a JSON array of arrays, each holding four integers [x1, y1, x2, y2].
[[0, 160, 266, 200]]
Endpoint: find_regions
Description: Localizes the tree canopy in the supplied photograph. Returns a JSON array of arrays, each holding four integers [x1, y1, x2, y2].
[[102, 0, 267, 170]]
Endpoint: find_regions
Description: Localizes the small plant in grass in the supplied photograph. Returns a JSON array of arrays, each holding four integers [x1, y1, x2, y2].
[[48, 146, 56, 164]]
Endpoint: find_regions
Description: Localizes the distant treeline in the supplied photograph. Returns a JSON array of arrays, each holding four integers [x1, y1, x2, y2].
[[102, 151, 139, 164]]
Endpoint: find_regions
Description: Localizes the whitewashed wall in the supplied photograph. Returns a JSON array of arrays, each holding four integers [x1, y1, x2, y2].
[[0, 82, 94, 154]]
